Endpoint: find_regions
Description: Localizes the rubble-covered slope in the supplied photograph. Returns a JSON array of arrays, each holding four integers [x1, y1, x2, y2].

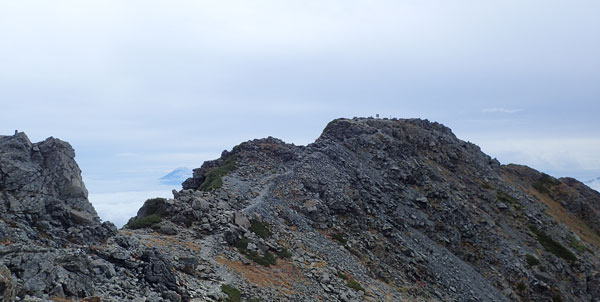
[[1, 118, 600, 302]]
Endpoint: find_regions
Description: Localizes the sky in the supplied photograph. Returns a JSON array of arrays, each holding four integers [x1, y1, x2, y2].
[[1, 1, 599, 226]]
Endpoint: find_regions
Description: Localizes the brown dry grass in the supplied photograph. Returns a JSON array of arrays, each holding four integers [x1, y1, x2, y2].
[[142, 234, 201, 252], [531, 190, 600, 248], [216, 256, 306, 293], [503, 173, 600, 249]]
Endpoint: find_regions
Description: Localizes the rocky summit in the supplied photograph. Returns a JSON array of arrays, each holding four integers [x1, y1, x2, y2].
[[1, 118, 600, 302]]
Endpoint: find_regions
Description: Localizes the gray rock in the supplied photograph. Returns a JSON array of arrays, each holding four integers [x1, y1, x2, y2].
[[233, 211, 250, 228], [0, 264, 15, 301]]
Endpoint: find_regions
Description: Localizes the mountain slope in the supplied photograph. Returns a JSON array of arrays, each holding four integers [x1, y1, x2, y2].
[[1, 118, 600, 301]]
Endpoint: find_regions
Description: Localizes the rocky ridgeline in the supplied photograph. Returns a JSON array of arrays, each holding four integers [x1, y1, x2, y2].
[[1, 118, 600, 302]]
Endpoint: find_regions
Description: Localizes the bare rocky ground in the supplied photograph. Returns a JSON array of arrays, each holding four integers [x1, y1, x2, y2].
[[1, 117, 600, 301]]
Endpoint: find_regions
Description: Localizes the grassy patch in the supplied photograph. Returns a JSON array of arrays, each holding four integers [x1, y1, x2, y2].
[[552, 294, 563, 302], [232, 236, 277, 266], [332, 233, 347, 245], [497, 191, 523, 210], [199, 158, 236, 191], [277, 247, 292, 259], [530, 227, 577, 262], [221, 284, 241, 302], [346, 279, 365, 292], [126, 214, 161, 229], [532, 173, 560, 195], [233, 237, 250, 250], [250, 219, 272, 239], [568, 235, 587, 253], [247, 250, 276, 266], [497, 191, 518, 205], [481, 181, 494, 190], [525, 254, 540, 267], [337, 272, 364, 292]]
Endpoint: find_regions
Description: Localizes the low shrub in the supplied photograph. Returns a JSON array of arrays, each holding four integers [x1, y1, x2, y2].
[[532, 173, 560, 194], [233, 236, 276, 266], [250, 219, 272, 239], [233, 237, 249, 250], [346, 279, 365, 292], [530, 227, 577, 262], [248, 250, 276, 266], [332, 233, 347, 245], [126, 214, 162, 229], [337, 272, 364, 292], [497, 191, 518, 205], [568, 235, 587, 253], [277, 247, 292, 259], [525, 254, 540, 266], [221, 284, 241, 302], [199, 158, 236, 191], [140, 198, 166, 215]]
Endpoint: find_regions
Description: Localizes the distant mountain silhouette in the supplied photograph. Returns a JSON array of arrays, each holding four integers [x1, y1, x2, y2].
[[159, 167, 192, 185]]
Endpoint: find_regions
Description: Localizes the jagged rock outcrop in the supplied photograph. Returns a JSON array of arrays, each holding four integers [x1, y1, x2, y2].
[[2, 118, 600, 301], [0, 133, 115, 244]]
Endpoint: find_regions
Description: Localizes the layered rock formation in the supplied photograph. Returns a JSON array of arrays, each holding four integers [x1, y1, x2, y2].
[[1, 118, 600, 301]]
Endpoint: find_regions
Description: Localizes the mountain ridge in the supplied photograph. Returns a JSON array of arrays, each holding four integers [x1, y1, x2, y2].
[[1, 118, 600, 301]]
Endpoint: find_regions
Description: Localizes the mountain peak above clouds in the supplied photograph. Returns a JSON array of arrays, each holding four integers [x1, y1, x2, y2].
[[2, 119, 600, 301]]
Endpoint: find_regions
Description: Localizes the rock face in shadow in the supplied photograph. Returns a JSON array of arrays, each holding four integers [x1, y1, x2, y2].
[[2, 119, 600, 302], [0, 133, 117, 300], [0, 133, 115, 244]]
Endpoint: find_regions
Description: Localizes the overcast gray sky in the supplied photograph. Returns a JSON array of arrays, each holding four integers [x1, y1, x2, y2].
[[1, 1, 599, 225]]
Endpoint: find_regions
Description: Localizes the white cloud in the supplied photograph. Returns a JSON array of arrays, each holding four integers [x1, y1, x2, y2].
[[482, 108, 523, 114], [585, 179, 600, 193], [89, 190, 174, 227], [474, 137, 600, 179]]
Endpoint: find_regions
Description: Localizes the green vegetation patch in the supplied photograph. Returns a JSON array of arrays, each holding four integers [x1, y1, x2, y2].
[[221, 284, 241, 302], [346, 278, 365, 292], [332, 232, 348, 245], [532, 173, 560, 194], [525, 254, 540, 266], [552, 293, 564, 302], [481, 181, 494, 190], [247, 250, 276, 266], [233, 237, 250, 250], [337, 272, 365, 292], [126, 214, 162, 229], [497, 191, 518, 205], [232, 236, 277, 266], [141, 198, 167, 215], [530, 227, 577, 262], [199, 158, 236, 191], [250, 219, 272, 239], [568, 235, 588, 253], [277, 247, 292, 259]]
